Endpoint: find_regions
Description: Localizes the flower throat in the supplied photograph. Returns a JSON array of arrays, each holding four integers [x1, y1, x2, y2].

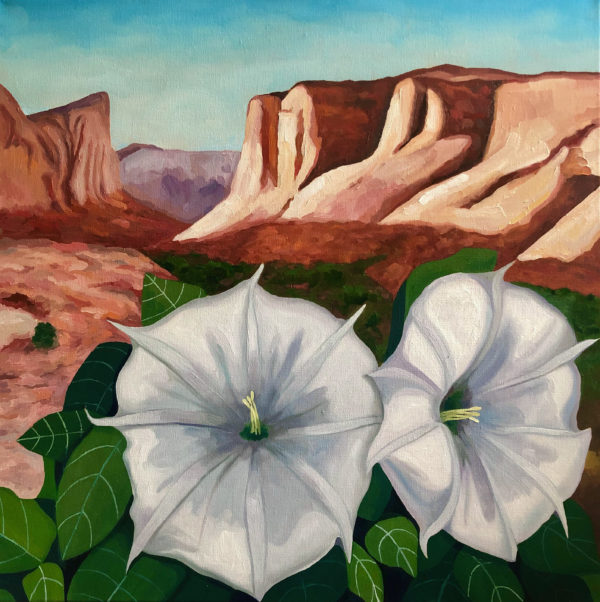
[[240, 391, 269, 441], [440, 386, 481, 434]]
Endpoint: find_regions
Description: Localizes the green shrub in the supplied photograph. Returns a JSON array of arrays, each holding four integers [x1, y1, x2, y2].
[[32, 322, 57, 349]]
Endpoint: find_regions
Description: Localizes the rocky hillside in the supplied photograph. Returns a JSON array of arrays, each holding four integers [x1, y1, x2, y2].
[[118, 145, 240, 222], [175, 65, 600, 267]]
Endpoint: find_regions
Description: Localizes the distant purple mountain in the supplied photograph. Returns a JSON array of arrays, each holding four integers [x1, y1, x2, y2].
[[118, 144, 240, 223]]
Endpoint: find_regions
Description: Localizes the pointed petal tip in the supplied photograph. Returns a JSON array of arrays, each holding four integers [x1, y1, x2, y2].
[[83, 408, 104, 427], [107, 320, 137, 339], [556, 501, 569, 538], [251, 264, 265, 283], [347, 304, 366, 327]]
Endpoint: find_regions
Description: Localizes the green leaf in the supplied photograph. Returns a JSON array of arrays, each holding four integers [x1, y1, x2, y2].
[[404, 248, 497, 318], [520, 565, 593, 602], [418, 531, 456, 574], [37, 459, 57, 501], [172, 572, 232, 602], [365, 517, 418, 576], [581, 574, 600, 602], [63, 342, 131, 416], [358, 465, 392, 521], [141, 273, 206, 326], [403, 558, 468, 602], [18, 411, 91, 461], [518, 499, 600, 574], [22, 563, 64, 602], [56, 428, 131, 560], [67, 523, 186, 602], [347, 542, 383, 602], [264, 546, 347, 602], [454, 548, 523, 602], [0, 590, 15, 601], [0, 488, 56, 574]]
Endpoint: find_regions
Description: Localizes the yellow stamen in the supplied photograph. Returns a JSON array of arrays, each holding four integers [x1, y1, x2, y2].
[[440, 406, 482, 424], [241, 391, 261, 435]]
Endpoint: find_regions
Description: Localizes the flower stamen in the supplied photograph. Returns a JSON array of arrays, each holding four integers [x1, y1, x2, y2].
[[440, 406, 482, 424], [242, 391, 261, 435]]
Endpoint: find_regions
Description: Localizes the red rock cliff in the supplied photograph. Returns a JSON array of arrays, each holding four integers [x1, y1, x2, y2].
[[175, 65, 600, 267], [0, 86, 121, 212]]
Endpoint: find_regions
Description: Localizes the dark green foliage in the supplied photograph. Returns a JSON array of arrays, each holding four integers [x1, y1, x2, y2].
[[67, 522, 186, 601], [56, 428, 132, 560], [453, 549, 524, 601], [264, 546, 347, 602], [518, 499, 600, 575], [62, 342, 131, 416], [18, 410, 91, 461], [403, 557, 467, 602], [357, 465, 392, 522], [0, 489, 56, 574], [31, 323, 57, 349], [520, 565, 594, 602], [365, 517, 418, 576]]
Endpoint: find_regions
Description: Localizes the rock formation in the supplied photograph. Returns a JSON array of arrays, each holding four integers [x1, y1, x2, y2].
[[175, 66, 600, 266], [0, 86, 121, 212], [118, 145, 240, 222]]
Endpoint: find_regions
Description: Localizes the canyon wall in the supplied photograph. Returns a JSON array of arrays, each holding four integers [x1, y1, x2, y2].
[[175, 66, 600, 265]]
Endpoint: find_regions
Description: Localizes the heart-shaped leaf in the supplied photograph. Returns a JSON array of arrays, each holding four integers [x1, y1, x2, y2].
[[454, 548, 524, 602], [67, 523, 186, 602], [18, 411, 91, 461], [22, 563, 64, 602], [365, 517, 418, 576], [347, 542, 383, 602], [0, 590, 15, 601], [141, 274, 206, 326], [63, 342, 131, 416], [56, 427, 131, 560], [518, 500, 600, 575], [0, 488, 56, 574]]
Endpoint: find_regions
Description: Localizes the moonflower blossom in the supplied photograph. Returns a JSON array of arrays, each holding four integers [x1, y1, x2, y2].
[[367, 265, 594, 560], [89, 266, 381, 599]]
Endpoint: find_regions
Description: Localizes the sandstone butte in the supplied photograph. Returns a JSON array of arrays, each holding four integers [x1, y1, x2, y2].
[[0, 85, 184, 248], [174, 65, 600, 292]]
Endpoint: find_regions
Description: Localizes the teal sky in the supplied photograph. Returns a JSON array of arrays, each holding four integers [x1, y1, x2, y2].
[[0, 0, 598, 151]]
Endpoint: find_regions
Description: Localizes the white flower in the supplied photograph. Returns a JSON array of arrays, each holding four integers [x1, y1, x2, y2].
[[367, 266, 594, 560], [90, 266, 381, 599]]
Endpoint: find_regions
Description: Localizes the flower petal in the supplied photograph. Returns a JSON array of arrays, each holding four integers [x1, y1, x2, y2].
[[366, 365, 441, 467], [468, 283, 588, 396], [476, 362, 585, 430], [473, 426, 591, 545], [379, 425, 461, 553], [87, 408, 229, 430], [444, 433, 518, 560], [388, 272, 495, 392]]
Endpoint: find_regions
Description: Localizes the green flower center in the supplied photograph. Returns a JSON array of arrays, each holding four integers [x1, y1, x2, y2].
[[439, 385, 481, 434], [239, 391, 269, 441]]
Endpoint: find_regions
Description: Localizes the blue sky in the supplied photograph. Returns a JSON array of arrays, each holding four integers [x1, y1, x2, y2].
[[0, 0, 598, 150]]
